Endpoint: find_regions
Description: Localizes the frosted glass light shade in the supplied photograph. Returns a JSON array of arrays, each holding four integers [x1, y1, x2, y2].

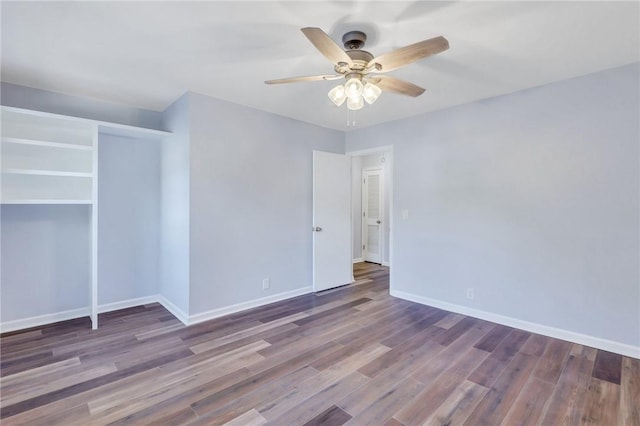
[[345, 78, 363, 99], [328, 85, 347, 106], [363, 83, 382, 104], [347, 95, 364, 111]]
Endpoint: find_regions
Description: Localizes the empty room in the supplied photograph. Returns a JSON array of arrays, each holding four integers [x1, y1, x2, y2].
[[0, 1, 638, 425]]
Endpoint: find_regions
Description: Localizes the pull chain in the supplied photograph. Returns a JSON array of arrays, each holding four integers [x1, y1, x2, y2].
[[346, 109, 357, 127]]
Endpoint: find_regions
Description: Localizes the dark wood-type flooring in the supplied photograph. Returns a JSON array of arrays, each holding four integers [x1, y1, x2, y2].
[[1, 262, 638, 425]]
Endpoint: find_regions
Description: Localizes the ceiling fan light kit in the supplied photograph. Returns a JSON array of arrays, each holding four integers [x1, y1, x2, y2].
[[265, 26, 449, 118]]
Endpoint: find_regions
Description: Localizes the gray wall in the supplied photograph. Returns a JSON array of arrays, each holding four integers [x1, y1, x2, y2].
[[98, 134, 161, 305], [1, 205, 90, 321], [188, 93, 344, 315], [159, 93, 191, 316], [346, 63, 640, 347]]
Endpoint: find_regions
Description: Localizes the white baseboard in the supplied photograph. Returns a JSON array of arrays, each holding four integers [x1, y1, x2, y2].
[[97, 295, 160, 314], [1, 287, 313, 333], [382, 261, 390, 267], [391, 289, 640, 359], [156, 295, 189, 325], [0, 307, 90, 333], [0, 295, 179, 333], [352, 258, 364, 264], [188, 286, 312, 326]]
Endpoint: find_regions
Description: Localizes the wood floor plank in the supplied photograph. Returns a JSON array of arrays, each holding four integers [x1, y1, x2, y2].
[[580, 377, 621, 425], [302, 405, 351, 426], [473, 324, 512, 353], [433, 313, 466, 330], [265, 371, 369, 425], [463, 352, 538, 426], [343, 377, 425, 425], [258, 344, 388, 422], [468, 329, 532, 388], [223, 408, 267, 426], [500, 376, 554, 426], [1, 262, 636, 425], [621, 357, 640, 426], [592, 349, 623, 385], [394, 347, 490, 425], [532, 338, 572, 384], [422, 380, 488, 426], [540, 354, 594, 425]]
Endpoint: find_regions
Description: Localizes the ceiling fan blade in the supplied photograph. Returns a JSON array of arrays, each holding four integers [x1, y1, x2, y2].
[[368, 75, 425, 97], [368, 36, 449, 73], [301, 27, 354, 67], [265, 75, 343, 85]]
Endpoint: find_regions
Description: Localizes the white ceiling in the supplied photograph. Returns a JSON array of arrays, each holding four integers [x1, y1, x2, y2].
[[2, 1, 638, 131]]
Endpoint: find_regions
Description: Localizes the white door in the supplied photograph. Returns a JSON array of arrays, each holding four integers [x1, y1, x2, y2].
[[363, 168, 383, 264], [312, 150, 352, 292]]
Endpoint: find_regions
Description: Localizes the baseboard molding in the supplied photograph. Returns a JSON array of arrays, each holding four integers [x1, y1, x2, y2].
[[0, 307, 90, 333], [156, 295, 189, 325], [97, 295, 160, 314], [391, 289, 640, 359], [1, 287, 313, 333], [352, 258, 364, 264], [188, 286, 313, 326], [382, 261, 390, 267]]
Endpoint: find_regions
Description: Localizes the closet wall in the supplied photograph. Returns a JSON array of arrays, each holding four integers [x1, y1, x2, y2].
[[98, 134, 161, 306]]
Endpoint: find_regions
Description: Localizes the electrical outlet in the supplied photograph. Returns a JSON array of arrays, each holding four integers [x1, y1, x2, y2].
[[466, 288, 474, 300], [262, 278, 270, 290]]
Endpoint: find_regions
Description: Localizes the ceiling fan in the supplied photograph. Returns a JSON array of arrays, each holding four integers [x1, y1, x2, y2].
[[265, 27, 449, 110]]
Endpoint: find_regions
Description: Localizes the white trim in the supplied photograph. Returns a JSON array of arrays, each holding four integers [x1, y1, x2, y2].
[[391, 289, 640, 359], [0, 307, 90, 333], [352, 257, 364, 263], [156, 295, 190, 325], [1, 105, 171, 140], [188, 286, 312, 326], [97, 295, 160, 314], [91, 125, 98, 329], [382, 261, 390, 267], [1, 288, 316, 333]]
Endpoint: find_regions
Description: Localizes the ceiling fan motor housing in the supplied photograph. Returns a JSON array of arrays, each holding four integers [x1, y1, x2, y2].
[[342, 30, 367, 50]]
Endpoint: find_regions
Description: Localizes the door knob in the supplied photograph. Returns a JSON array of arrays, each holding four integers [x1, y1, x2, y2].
[[314, 227, 322, 232], [376, 220, 381, 224]]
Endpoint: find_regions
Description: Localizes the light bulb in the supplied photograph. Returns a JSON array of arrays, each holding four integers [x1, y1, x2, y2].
[[347, 95, 364, 111], [328, 85, 347, 106], [345, 78, 363, 99], [363, 83, 382, 104]]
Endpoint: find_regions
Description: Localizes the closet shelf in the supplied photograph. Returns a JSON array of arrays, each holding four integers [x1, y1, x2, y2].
[[2, 199, 92, 205], [2, 137, 93, 151], [3, 169, 93, 177]]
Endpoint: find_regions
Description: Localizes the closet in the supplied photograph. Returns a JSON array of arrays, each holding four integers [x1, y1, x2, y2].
[[1, 106, 169, 329]]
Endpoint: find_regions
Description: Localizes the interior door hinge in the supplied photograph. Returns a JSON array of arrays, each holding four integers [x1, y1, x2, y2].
[[363, 178, 366, 184], [363, 244, 365, 250], [363, 211, 365, 217]]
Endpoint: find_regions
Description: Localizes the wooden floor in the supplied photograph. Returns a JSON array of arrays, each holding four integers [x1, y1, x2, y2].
[[1, 262, 638, 425]]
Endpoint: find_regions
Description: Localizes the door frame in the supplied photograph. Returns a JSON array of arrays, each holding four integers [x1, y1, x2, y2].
[[362, 166, 384, 264], [347, 145, 393, 290]]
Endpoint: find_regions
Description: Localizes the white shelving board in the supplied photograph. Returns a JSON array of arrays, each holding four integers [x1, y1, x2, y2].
[[1, 105, 171, 330]]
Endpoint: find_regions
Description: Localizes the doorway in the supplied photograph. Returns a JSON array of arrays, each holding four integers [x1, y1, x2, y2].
[[311, 147, 392, 293], [349, 147, 392, 283]]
